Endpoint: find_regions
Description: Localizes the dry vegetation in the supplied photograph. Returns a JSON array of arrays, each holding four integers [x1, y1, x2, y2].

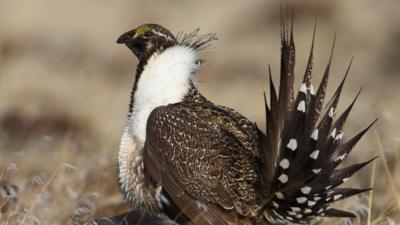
[[0, 1, 399, 224]]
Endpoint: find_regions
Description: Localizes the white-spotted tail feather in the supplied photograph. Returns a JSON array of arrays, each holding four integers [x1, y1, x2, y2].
[[258, 12, 377, 224]]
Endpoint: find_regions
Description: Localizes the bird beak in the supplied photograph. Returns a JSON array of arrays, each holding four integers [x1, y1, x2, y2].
[[116, 29, 137, 44]]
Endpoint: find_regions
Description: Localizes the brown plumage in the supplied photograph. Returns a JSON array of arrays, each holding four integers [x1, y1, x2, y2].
[[115, 13, 376, 225]]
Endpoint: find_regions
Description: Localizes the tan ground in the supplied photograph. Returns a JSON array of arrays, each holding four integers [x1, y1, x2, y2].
[[0, 0, 399, 224]]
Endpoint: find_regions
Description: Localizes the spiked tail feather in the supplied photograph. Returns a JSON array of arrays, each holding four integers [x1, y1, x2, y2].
[[259, 13, 376, 224]]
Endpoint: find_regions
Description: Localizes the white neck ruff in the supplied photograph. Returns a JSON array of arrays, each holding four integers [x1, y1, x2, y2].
[[118, 45, 199, 207], [131, 45, 199, 145]]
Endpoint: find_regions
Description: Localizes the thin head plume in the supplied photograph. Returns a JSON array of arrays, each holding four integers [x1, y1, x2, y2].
[[176, 28, 217, 52]]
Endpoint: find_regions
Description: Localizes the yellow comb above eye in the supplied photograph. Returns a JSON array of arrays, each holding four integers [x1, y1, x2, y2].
[[136, 26, 151, 35]]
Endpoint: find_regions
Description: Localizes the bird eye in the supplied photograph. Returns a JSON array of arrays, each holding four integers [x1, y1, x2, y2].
[[144, 31, 152, 37]]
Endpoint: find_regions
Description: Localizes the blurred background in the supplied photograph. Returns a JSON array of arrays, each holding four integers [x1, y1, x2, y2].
[[0, 0, 399, 224]]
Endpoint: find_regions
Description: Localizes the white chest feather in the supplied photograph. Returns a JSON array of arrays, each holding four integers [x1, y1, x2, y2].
[[131, 45, 199, 145], [118, 45, 199, 208]]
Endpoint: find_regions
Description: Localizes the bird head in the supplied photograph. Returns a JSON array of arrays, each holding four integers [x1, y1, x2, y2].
[[117, 24, 177, 60]]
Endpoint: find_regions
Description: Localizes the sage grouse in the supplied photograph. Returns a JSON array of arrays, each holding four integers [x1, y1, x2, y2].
[[116, 18, 376, 225]]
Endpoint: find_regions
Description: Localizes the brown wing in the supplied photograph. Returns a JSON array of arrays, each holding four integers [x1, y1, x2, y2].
[[143, 102, 259, 225]]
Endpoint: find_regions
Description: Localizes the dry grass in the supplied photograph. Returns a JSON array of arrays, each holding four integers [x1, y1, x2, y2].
[[1, 0, 400, 224]]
